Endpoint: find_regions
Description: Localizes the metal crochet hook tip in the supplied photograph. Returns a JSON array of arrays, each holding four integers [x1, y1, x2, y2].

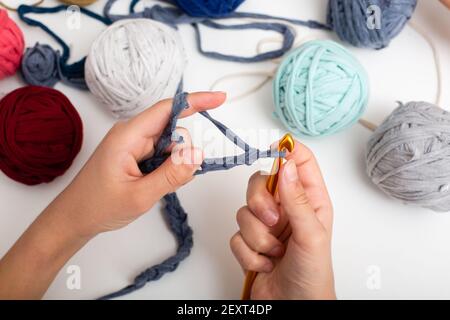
[[266, 133, 295, 195], [241, 133, 295, 300]]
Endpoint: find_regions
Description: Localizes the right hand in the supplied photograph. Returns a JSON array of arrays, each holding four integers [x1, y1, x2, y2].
[[230, 142, 336, 300]]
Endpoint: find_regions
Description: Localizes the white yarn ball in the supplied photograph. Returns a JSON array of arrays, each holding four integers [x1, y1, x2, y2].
[[85, 19, 186, 118]]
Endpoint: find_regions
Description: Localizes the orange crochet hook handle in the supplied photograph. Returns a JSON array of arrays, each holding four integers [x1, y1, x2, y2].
[[241, 133, 295, 300]]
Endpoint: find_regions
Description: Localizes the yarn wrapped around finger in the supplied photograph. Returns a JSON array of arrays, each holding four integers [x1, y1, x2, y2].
[[366, 101, 450, 212], [0, 86, 83, 185], [273, 40, 369, 137], [0, 9, 24, 80], [85, 18, 186, 118], [99, 92, 284, 299], [327, 0, 417, 49]]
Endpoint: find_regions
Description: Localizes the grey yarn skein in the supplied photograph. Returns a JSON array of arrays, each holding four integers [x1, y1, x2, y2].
[[327, 0, 417, 49], [366, 101, 450, 212], [85, 18, 186, 118]]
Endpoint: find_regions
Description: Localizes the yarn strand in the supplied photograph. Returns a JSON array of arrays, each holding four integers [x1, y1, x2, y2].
[[104, 0, 329, 63], [17, 4, 110, 89], [101, 92, 283, 299]]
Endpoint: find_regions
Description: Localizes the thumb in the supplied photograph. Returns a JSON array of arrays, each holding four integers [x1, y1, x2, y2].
[[140, 147, 203, 202], [278, 159, 324, 242]]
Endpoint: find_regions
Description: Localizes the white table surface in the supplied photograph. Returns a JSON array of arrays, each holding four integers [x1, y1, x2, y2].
[[0, 0, 449, 299]]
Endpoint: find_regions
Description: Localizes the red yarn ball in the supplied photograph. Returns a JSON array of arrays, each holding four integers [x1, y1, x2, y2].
[[0, 9, 24, 79], [0, 86, 83, 185]]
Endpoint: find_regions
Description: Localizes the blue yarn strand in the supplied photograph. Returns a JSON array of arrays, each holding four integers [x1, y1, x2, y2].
[[101, 92, 283, 299], [104, 0, 328, 63], [17, 5, 110, 89]]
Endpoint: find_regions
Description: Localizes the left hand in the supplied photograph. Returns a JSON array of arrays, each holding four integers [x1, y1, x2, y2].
[[58, 91, 226, 238], [0, 92, 226, 299]]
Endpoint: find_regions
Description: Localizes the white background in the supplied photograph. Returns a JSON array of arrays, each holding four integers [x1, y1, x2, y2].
[[0, 0, 449, 299]]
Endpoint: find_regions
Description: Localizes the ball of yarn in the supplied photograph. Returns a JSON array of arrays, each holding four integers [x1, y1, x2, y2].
[[0, 9, 24, 79], [85, 19, 186, 118], [21, 43, 59, 87], [273, 40, 369, 137], [367, 101, 450, 212], [59, 0, 98, 6], [0, 86, 83, 185], [174, 0, 245, 17], [327, 0, 417, 49]]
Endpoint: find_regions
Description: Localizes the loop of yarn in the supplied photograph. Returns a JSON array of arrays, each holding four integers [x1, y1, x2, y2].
[[173, 0, 246, 18], [0, 86, 83, 185], [105, 0, 328, 63], [273, 40, 369, 137], [17, 4, 110, 89], [366, 101, 450, 212], [59, 0, 98, 6], [85, 18, 186, 118], [21, 43, 59, 87], [100, 92, 283, 299], [0, 9, 24, 79], [327, 0, 417, 49]]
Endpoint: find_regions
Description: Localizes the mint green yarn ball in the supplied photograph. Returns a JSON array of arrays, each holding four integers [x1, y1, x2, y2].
[[273, 40, 369, 137]]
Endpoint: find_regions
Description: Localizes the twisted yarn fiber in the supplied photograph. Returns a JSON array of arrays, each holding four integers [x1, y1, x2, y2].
[[0, 9, 24, 79], [367, 102, 450, 212], [85, 18, 186, 118], [273, 40, 369, 137], [100, 92, 282, 299], [174, 0, 246, 17], [327, 0, 417, 49], [0, 86, 83, 185]]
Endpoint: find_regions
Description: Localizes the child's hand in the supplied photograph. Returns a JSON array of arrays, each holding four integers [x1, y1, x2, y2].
[[230, 142, 336, 300], [55, 91, 226, 238], [0, 92, 226, 299]]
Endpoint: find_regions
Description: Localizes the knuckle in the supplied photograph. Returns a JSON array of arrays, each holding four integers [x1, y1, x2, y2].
[[235, 206, 248, 225], [229, 233, 241, 251], [164, 166, 182, 189], [254, 236, 271, 253], [243, 255, 260, 271], [293, 191, 310, 206], [247, 193, 265, 210]]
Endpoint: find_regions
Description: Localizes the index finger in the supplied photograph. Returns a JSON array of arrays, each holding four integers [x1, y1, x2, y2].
[[286, 141, 333, 232], [128, 91, 227, 137]]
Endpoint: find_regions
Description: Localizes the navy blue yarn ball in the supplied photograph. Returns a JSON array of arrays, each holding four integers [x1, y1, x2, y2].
[[327, 0, 417, 49], [174, 0, 246, 17]]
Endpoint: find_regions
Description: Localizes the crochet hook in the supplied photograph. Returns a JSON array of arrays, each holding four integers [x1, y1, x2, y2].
[[241, 133, 295, 300]]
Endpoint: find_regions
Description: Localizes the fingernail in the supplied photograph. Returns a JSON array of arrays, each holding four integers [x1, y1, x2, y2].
[[283, 159, 298, 182], [263, 209, 279, 226], [268, 245, 284, 257]]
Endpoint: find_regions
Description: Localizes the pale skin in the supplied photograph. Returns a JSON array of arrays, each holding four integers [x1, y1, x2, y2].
[[0, 91, 335, 300], [231, 144, 336, 300]]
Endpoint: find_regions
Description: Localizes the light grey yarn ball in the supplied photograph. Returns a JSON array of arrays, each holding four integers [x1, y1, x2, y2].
[[85, 19, 186, 118], [366, 101, 450, 212]]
